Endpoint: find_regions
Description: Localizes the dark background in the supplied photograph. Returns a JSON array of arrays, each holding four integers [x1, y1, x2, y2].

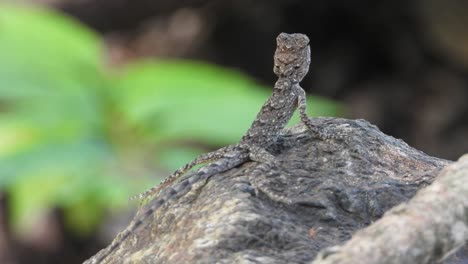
[[2, 0, 467, 263], [58, 0, 468, 160]]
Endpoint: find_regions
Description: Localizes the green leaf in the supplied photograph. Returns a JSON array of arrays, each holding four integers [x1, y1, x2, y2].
[[0, 4, 114, 233], [114, 60, 270, 145], [0, 4, 102, 90], [0, 3, 106, 137], [115, 60, 342, 146]]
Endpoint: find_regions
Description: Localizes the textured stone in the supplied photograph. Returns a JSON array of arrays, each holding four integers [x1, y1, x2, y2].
[[88, 118, 461, 264]]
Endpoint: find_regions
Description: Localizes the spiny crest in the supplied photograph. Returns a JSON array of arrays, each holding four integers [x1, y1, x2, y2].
[[273, 33, 311, 83]]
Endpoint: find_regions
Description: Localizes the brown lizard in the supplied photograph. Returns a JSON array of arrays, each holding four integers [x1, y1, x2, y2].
[[87, 32, 334, 263]]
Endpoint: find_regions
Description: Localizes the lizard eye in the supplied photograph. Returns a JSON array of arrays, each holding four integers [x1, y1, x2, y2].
[[294, 65, 300, 69]]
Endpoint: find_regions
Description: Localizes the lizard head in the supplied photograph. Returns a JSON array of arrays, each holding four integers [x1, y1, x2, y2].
[[273, 33, 311, 83]]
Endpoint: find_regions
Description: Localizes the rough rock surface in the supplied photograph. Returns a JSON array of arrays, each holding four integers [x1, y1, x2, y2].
[[87, 118, 460, 264], [313, 154, 468, 264]]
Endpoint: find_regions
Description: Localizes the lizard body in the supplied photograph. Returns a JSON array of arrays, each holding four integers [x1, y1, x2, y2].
[[88, 33, 330, 263], [131, 32, 324, 202]]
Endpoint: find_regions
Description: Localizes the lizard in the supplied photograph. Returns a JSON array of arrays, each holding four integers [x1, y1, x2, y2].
[[87, 32, 334, 264], [130, 32, 329, 202]]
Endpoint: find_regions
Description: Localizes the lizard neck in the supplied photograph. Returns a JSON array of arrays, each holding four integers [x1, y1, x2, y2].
[[240, 77, 298, 147]]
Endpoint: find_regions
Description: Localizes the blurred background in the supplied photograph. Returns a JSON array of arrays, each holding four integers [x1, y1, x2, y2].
[[0, 0, 467, 263]]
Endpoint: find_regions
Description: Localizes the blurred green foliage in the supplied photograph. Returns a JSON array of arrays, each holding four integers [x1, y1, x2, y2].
[[0, 4, 342, 235]]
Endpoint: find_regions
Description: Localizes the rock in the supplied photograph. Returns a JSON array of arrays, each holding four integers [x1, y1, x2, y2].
[[86, 118, 459, 263]]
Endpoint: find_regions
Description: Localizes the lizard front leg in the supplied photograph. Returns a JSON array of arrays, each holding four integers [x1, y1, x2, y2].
[[295, 85, 339, 140]]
